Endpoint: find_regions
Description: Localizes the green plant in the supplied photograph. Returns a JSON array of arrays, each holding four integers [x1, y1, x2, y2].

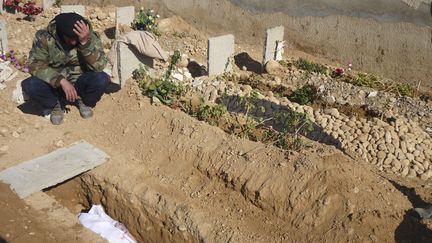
[[289, 84, 317, 105], [351, 73, 380, 88], [278, 60, 292, 68], [294, 58, 328, 75], [196, 103, 227, 125], [274, 110, 314, 135], [133, 64, 151, 88], [134, 50, 186, 105], [133, 7, 160, 35], [164, 50, 181, 82], [394, 83, 414, 97]]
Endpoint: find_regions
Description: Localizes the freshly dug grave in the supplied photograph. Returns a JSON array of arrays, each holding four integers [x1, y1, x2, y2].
[[41, 82, 431, 242]]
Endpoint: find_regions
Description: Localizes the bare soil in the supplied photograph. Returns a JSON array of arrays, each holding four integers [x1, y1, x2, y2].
[[0, 182, 78, 243]]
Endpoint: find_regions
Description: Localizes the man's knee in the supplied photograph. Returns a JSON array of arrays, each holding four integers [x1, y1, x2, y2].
[[21, 77, 45, 94], [87, 72, 110, 89]]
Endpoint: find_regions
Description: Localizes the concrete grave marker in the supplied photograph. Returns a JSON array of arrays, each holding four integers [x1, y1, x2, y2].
[[42, 0, 56, 10], [0, 20, 8, 54], [117, 42, 154, 87], [207, 34, 235, 76], [60, 5, 86, 17], [263, 26, 284, 65], [0, 141, 108, 198], [116, 6, 135, 37]]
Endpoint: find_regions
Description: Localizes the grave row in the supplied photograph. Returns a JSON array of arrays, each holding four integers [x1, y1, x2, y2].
[[0, 4, 285, 88]]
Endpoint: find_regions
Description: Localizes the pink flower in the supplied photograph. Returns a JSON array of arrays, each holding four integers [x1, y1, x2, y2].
[[335, 68, 344, 75]]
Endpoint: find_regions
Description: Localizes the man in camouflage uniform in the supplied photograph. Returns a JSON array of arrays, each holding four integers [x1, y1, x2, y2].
[[22, 12, 109, 125]]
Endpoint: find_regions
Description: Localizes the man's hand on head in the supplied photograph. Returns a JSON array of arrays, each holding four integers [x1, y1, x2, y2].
[[60, 79, 78, 102], [73, 20, 90, 45]]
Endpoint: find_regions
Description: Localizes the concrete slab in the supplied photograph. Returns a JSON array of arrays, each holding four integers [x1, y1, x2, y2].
[[117, 42, 154, 87], [207, 34, 234, 76], [60, 5, 86, 17], [42, 0, 56, 10], [0, 141, 108, 198], [0, 20, 8, 54], [263, 26, 284, 65], [116, 6, 135, 37]]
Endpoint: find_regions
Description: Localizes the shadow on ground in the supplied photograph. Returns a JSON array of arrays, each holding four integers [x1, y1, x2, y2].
[[17, 100, 43, 116], [391, 181, 432, 243], [234, 52, 263, 74], [220, 94, 341, 148], [187, 60, 207, 77]]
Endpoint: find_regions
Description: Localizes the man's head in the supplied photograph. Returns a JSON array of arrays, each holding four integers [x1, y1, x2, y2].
[[54, 12, 87, 46]]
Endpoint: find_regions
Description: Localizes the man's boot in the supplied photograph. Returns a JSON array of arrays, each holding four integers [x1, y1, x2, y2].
[[77, 99, 93, 119], [50, 103, 64, 125]]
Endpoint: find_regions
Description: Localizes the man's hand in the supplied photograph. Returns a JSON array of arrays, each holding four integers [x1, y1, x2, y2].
[[60, 79, 78, 102], [73, 20, 90, 45]]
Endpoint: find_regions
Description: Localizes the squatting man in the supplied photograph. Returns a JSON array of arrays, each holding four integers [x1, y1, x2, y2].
[[22, 12, 110, 125]]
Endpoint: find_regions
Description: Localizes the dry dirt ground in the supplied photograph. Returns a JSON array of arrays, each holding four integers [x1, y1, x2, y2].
[[1, 5, 432, 243]]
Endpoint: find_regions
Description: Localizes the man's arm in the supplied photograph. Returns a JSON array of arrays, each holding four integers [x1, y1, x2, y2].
[[28, 31, 66, 88], [74, 20, 107, 72]]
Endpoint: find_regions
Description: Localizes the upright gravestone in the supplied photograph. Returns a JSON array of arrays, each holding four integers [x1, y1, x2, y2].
[[42, 0, 56, 10], [60, 5, 86, 17], [116, 6, 135, 37], [117, 42, 153, 87], [0, 20, 8, 54], [263, 26, 284, 65], [207, 34, 235, 76]]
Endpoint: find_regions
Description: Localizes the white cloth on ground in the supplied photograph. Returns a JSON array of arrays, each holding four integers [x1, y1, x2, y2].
[[78, 205, 137, 243]]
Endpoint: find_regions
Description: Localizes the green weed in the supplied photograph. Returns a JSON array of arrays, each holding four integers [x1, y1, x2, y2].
[[134, 51, 187, 105], [394, 83, 414, 97], [350, 73, 380, 88], [288, 84, 317, 105], [294, 58, 328, 75]]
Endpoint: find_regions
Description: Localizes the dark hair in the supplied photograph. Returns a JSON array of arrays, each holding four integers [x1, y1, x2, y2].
[[54, 12, 86, 40]]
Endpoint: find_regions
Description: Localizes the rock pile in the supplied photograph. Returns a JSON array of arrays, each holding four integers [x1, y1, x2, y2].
[[309, 75, 432, 135]]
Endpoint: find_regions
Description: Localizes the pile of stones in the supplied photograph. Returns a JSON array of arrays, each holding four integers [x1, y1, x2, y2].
[[309, 76, 432, 136]]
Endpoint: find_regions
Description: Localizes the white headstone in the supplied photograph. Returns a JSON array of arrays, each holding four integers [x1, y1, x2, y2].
[[0, 141, 108, 198], [0, 20, 8, 54], [42, 0, 56, 10], [275, 40, 285, 61], [116, 6, 135, 37], [60, 5, 86, 17], [207, 34, 235, 76], [263, 26, 284, 65], [117, 42, 154, 87]]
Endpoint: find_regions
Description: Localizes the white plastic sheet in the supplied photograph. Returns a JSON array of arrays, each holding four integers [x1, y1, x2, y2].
[[78, 205, 137, 243]]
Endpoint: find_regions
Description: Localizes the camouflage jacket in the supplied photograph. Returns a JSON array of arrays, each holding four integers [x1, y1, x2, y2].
[[28, 19, 107, 88]]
